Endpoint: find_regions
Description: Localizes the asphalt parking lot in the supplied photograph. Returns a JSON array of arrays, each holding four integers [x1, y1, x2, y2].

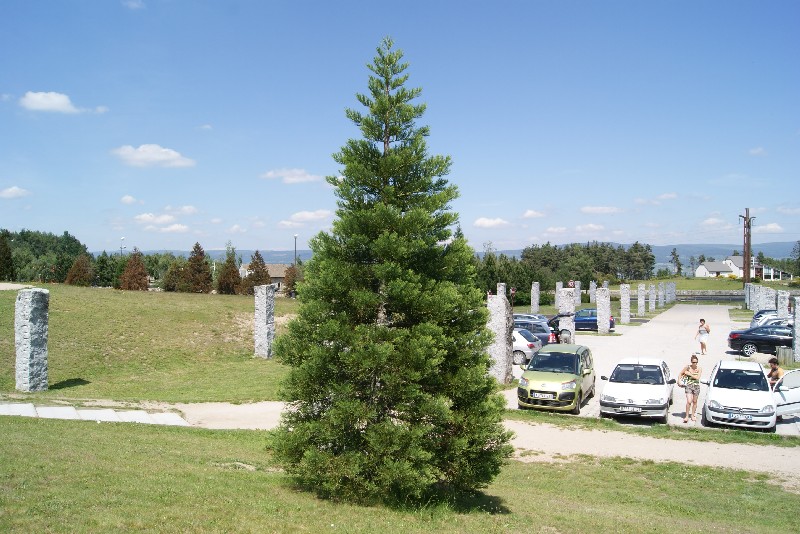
[[508, 303, 800, 436]]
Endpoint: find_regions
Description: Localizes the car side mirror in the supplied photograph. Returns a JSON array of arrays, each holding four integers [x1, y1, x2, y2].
[[700, 379, 709, 385], [600, 375, 608, 381], [667, 379, 676, 385], [518, 364, 527, 371]]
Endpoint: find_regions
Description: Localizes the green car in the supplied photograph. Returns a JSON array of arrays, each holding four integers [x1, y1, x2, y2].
[[517, 344, 596, 414]]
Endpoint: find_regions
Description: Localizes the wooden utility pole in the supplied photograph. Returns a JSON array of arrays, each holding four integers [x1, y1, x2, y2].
[[739, 208, 754, 287]]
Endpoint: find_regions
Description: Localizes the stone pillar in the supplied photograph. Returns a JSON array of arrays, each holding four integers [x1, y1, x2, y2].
[[487, 283, 513, 383], [648, 284, 656, 312], [589, 281, 597, 303], [763, 287, 776, 312], [557, 288, 575, 343], [254, 284, 277, 358], [658, 282, 665, 308], [744, 283, 751, 310], [555, 281, 563, 310], [792, 297, 800, 363], [777, 291, 790, 319], [637, 283, 645, 317], [602, 280, 609, 289], [596, 287, 611, 334], [751, 285, 763, 312], [620, 284, 630, 324], [574, 280, 582, 306], [530, 282, 540, 314], [15, 288, 50, 392]]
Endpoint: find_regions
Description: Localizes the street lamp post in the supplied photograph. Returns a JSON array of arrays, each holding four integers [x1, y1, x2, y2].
[[120, 237, 126, 256]]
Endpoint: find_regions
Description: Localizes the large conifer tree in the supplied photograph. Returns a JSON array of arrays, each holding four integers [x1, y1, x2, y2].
[[185, 242, 212, 293], [273, 38, 510, 502]]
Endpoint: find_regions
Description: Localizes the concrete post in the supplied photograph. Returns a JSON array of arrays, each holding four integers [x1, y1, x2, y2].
[[620, 284, 630, 324], [557, 288, 576, 343], [574, 280, 582, 306], [487, 283, 513, 383], [589, 281, 597, 304], [530, 282, 540, 314], [649, 284, 656, 312], [637, 283, 645, 317], [658, 282, 665, 308], [254, 284, 277, 358]]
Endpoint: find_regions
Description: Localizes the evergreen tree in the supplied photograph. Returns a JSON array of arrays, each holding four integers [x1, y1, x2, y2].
[[670, 248, 682, 276], [185, 242, 212, 293], [216, 242, 241, 295], [241, 250, 271, 295], [272, 38, 511, 502], [65, 254, 94, 286], [0, 230, 14, 281], [119, 248, 150, 290], [163, 257, 189, 292], [283, 264, 299, 295]]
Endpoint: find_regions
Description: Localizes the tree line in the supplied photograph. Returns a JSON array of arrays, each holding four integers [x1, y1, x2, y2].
[[0, 229, 300, 295]]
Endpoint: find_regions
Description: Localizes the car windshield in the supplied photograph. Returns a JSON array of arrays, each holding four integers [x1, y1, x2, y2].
[[713, 368, 769, 391], [610, 364, 664, 385], [516, 329, 536, 343], [527, 352, 578, 374]]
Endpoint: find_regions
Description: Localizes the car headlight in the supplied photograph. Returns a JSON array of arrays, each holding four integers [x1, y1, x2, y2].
[[561, 380, 577, 391], [519, 377, 529, 387], [759, 405, 775, 415], [708, 400, 721, 410], [600, 394, 616, 403]]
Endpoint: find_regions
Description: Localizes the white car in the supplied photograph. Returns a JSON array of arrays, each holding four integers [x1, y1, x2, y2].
[[701, 360, 800, 432], [599, 358, 675, 424], [512, 328, 543, 365]]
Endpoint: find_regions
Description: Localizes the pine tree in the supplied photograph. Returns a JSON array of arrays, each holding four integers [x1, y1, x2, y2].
[[241, 250, 270, 295], [119, 248, 149, 290], [216, 242, 241, 295], [273, 38, 511, 502], [0, 230, 14, 281], [185, 242, 212, 293], [65, 254, 94, 286]]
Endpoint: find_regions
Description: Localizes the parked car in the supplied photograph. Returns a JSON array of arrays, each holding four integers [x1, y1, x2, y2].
[[599, 358, 676, 424], [727, 325, 793, 357], [513, 319, 557, 346], [517, 344, 596, 414], [573, 308, 615, 331], [546, 313, 576, 344], [700, 359, 800, 432], [760, 317, 794, 328], [512, 328, 543, 364], [514, 313, 549, 323], [750, 310, 778, 328]]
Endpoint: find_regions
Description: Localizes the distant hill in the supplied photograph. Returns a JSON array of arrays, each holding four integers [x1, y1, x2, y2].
[[104, 242, 795, 265]]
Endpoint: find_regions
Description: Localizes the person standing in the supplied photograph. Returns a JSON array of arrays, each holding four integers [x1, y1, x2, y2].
[[694, 318, 710, 355], [679, 355, 702, 423], [767, 357, 785, 389]]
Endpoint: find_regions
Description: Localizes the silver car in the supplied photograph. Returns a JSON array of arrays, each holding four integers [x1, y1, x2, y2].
[[512, 328, 543, 364]]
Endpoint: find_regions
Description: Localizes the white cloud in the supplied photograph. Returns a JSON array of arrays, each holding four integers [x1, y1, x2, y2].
[[198, 124, 212, 130], [749, 147, 767, 156], [777, 207, 800, 215], [474, 217, 510, 228], [145, 223, 188, 233], [701, 217, 725, 226], [261, 168, 322, 184], [1, 186, 31, 199], [576, 223, 604, 232], [210, 217, 223, 224], [657, 193, 677, 200], [753, 223, 783, 234], [121, 195, 137, 205], [544, 226, 567, 234], [278, 209, 332, 228], [278, 220, 303, 229], [1, 94, 12, 101], [228, 224, 247, 234], [122, 0, 146, 9], [19, 91, 80, 113], [112, 144, 196, 168], [135, 213, 176, 225], [522, 209, 545, 218], [165, 205, 198, 215], [580, 206, 620, 215]]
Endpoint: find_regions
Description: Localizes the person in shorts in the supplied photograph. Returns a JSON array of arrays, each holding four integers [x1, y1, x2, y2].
[[679, 355, 702, 423], [767, 357, 785, 389], [694, 318, 710, 355]]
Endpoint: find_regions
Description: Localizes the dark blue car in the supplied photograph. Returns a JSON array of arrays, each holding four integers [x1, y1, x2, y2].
[[573, 308, 615, 331]]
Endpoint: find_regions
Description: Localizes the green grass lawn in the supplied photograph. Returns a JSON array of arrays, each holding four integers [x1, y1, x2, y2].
[[1, 416, 798, 533], [0, 284, 294, 403]]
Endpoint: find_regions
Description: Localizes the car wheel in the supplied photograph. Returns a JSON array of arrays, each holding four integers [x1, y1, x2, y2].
[[659, 413, 669, 425], [669, 394, 673, 406], [571, 393, 582, 415], [512, 350, 526, 365], [742, 343, 757, 357], [517, 404, 526, 410], [701, 408, 712, 428], [765, 424, 777, 434]]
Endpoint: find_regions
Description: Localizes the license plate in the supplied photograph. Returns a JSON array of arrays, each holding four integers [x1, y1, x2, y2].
[[728, 413, 752, 420], [619, 406, 641, 413], [532, 392, 554, 400]]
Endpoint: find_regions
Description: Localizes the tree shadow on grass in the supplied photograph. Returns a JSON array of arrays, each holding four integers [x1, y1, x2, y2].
[[50, 378, 91, 390]]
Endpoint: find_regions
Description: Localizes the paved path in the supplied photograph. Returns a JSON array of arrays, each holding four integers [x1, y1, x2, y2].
[[0, 402, 189, 426]]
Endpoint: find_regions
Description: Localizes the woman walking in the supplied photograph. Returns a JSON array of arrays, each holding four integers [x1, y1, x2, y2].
[[679, 355, 702, 423], [694, 318, 710, 355]]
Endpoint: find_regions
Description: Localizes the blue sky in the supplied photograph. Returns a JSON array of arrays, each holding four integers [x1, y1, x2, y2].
[[2, 1, 798, 254]]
